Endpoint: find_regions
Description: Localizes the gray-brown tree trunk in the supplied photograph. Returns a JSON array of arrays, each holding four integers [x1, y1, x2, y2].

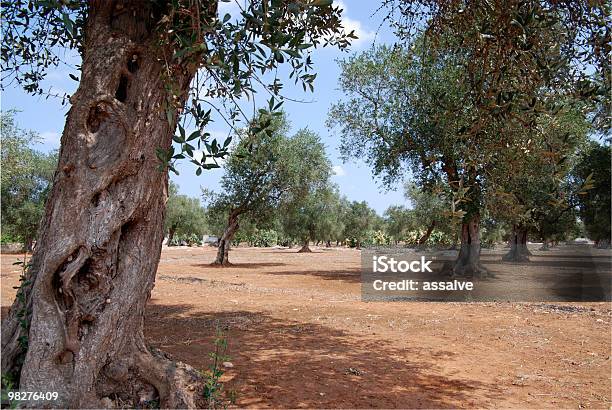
[[298, 240, 312, 253], [418, 221, 436, 245], [503, 225, 531, 262], [1, 2, 212, 407], [453, 215, 486, 277], [212, 211, 240, 266]]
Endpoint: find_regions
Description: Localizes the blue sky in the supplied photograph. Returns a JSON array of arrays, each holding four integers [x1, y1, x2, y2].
[[2, 1, 407, 215]]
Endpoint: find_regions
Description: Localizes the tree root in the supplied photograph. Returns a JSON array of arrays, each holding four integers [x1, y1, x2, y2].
[[95, 346, 206, 409], [297, 245, 312, 253], [134, 348, 205, 409]]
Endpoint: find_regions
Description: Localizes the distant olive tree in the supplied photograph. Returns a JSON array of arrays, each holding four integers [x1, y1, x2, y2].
[[164, 182, 207, 245], [0, 111, 57, 250]]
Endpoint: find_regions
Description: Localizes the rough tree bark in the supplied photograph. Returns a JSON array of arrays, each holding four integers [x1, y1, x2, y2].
[[502, 225, 531, 262], [452, 214, 487, 277], [1, 2, 213, 407], [212, 210, 240, 266]]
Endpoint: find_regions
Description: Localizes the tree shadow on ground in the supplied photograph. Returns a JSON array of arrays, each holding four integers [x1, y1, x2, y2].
[[192, 262, 288, 269], [259, 268, 363, 283], [259, 249, 326, 254], [145, 303, 503, 408], [484, 258, 600, 269]]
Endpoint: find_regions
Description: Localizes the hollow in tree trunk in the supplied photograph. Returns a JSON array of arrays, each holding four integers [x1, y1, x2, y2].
[[212, 210, 240, 266], [502, 225, 531, 262], [453, 214, 487, 277], [0, 2, 214, 407], [298, 240, 312, 253]]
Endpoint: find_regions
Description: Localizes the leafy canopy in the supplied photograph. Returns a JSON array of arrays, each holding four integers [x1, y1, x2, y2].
[[2, 0, 355, 174], [0, 111, 58, 244]]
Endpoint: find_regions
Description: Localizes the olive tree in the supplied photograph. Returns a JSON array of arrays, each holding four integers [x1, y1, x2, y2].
[[489, 108, 590, 261], [1, 1, 352, 406], [572, 141, 611, 248], [165, 182, 207, 245], [331, 0, 608, 275], [278, 129, 332, 252], [343, 200, 378, 249], [204, 113, 289, 265], [0, 112, 57, 250]]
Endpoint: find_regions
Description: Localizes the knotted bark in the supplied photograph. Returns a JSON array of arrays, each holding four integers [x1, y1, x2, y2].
[[1, 1, 214, 407], [453, 214, 487, 277]]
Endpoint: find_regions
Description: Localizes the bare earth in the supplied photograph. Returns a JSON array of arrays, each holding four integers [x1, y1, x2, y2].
[[1, 246, 610, 408]]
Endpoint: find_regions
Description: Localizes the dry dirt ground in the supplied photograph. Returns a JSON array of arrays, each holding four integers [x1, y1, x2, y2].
[[1, 246, 611, 408]]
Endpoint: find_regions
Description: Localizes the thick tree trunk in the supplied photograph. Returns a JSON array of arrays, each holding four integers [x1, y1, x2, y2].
[[1, 2, 211, 408], [297, 240, 312, 253], [417, 221, 436, 245], [503, 225, 531, 262], [212, 211, 240, 266], [453, 215, 486, 277]]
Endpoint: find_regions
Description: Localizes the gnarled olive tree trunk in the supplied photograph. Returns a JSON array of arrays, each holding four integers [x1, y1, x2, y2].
[[1, 2, 212, 407], [298, 239, 312, 253], [502, 225, 531, 262], [453, 214, 486, 277], [212, 210, 240, 266]]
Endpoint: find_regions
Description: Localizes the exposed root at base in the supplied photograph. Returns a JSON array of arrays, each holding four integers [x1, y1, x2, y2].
[[97, 347, 206, 409]]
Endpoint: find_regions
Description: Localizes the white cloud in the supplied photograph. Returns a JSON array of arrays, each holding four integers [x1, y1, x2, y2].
[[336, 1, 375, 47], [332, 164, 346, 176]]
